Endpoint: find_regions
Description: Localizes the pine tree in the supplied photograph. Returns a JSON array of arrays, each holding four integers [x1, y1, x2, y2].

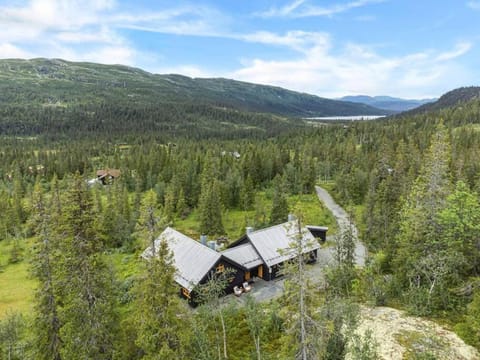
[[437, 181, 480, 276], [269, 175, 289, 225], [394, 126, 455, 314], [163, 183, 176, 223], [280, 217, 324, 359], [135, 190, 186, 359], [58, 174, 118, 359], [30, 180, 62, 360], [240, 175, 255, 211], [198, 171, 225, 236]]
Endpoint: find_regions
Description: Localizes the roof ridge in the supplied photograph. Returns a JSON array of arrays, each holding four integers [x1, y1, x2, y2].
[[163, 227, 221, 256]]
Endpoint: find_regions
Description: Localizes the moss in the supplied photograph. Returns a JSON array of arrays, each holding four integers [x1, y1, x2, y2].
[[394, 330, 447, 359]]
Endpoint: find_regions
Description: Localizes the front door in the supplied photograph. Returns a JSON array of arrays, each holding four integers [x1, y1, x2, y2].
[[258, 265, 263, 278], [245, 271, 251, 281]]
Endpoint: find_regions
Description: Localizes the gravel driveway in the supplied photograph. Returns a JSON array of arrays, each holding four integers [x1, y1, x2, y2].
[[315, 185, 367, 267]]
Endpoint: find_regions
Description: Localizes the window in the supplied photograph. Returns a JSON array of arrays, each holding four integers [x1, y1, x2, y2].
[[216, 264, 225, 273], [182, 288, 191, 299]]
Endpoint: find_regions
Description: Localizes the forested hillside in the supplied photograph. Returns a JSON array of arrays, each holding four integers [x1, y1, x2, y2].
[[398, 86, 480, 116], [0, 58, 387, 121], [1, 80, 480, 358]]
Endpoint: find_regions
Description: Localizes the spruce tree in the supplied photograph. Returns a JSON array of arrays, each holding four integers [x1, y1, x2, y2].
[[29, 180, 62, 360], [269, 175, 289, 225], [394, 126, 454, 314], [58, 174, 118, 359], [198, 172, 225, 236], [135, 190, 186, 359]]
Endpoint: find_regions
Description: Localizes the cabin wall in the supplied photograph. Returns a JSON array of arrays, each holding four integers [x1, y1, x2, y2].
[[308, 229, 327, 242], [221, 258, 246, 293], [198, 258, 245, 295]]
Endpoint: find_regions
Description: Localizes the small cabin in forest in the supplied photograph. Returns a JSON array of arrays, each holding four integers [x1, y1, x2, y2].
[[96, 169, 121, 185]]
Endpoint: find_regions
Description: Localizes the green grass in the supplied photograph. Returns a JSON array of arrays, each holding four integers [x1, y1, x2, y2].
[[174, 191, 337, 242], [0, 240, 36, 318]]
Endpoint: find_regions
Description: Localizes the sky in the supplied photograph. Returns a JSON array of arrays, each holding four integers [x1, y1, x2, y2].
[[0, 0, 479, 98]]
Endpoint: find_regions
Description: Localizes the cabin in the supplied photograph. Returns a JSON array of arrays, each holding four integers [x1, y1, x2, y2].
[[141, 227, 245, 304], [306, 225, 329, 242], [225, 220, 324, 281], [96, 169, 121, 185], [141, 220, 328, 304]]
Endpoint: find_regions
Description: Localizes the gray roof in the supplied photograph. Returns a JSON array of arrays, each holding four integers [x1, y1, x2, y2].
[[247, 221, 320, 267], [141, 227, 221, 291], [306, 225, 329, 231], [221, 243, 263, 269]]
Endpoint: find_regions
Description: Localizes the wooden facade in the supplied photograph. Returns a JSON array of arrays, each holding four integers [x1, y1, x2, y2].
[[143, 222, 327, 305]]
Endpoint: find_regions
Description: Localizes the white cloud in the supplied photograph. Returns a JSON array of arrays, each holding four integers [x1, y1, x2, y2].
[[0, 0, 115, 34], [256, 0, 385, 18], [230, 36, 473, 98], [0, 0, 225, 71], [239, 31, 330, 53], [435, 42, 472, 61], [256, 0, 306, 18], [154, 65, 213, 78], [0, 43, 33, 58], [467, 1, 480, 10]]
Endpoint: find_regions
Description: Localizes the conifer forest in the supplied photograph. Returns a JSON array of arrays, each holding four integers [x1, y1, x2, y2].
[[0, 59, 480, 359]]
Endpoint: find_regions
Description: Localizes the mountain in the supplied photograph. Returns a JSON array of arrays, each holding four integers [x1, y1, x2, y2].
[[0, 58, 388, 118], [340, 95, 435, 112], [402, 86, 480, 115]]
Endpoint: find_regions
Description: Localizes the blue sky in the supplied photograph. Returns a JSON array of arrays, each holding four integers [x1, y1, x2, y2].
[[0, 0, 479, 98]]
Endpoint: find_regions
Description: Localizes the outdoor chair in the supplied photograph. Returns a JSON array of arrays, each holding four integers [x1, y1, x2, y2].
[[234, 286, 243, 296]]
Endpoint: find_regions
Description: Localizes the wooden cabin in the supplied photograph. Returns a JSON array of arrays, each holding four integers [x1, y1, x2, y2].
[[224, 220, 325, 281], [142, 221, 328, 304], [96, 169, 121, 185], [141, 227, 245, 305]]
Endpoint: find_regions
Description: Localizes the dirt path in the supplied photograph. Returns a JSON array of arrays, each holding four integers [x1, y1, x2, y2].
[[315, 185, 367, 266]]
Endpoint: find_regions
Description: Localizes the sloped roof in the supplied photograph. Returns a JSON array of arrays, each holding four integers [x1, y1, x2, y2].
[[247, 221, 320, 267], [141, 227, 221, 291], [221, 243, 263, 269], [96, 169, 121, 178], [306, 225, 329, 232]]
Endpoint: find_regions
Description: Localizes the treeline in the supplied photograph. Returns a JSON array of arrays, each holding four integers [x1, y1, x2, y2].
[[0, 135, 319, 242], [0, 102, 303, 141]]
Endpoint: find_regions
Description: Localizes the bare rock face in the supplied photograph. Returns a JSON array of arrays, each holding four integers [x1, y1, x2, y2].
[[349, 306, 479, 360]]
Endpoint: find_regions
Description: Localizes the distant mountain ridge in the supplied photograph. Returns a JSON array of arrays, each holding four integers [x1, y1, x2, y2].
[[0, 58, 388, 117], [340, 95, 436, 112], [401, 86, 480, 115]]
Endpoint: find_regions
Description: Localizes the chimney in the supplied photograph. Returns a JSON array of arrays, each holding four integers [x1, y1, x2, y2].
[[208, 241, 217, 251], [246, 226, 254, 235], [200, 234, 207, 246], [288, 214, 296, 222]]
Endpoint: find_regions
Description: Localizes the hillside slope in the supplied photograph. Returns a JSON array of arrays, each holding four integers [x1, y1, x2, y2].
[[400, 86, 480, 116], [0, 58, 387, 117], [340, 95, 435, 112]]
